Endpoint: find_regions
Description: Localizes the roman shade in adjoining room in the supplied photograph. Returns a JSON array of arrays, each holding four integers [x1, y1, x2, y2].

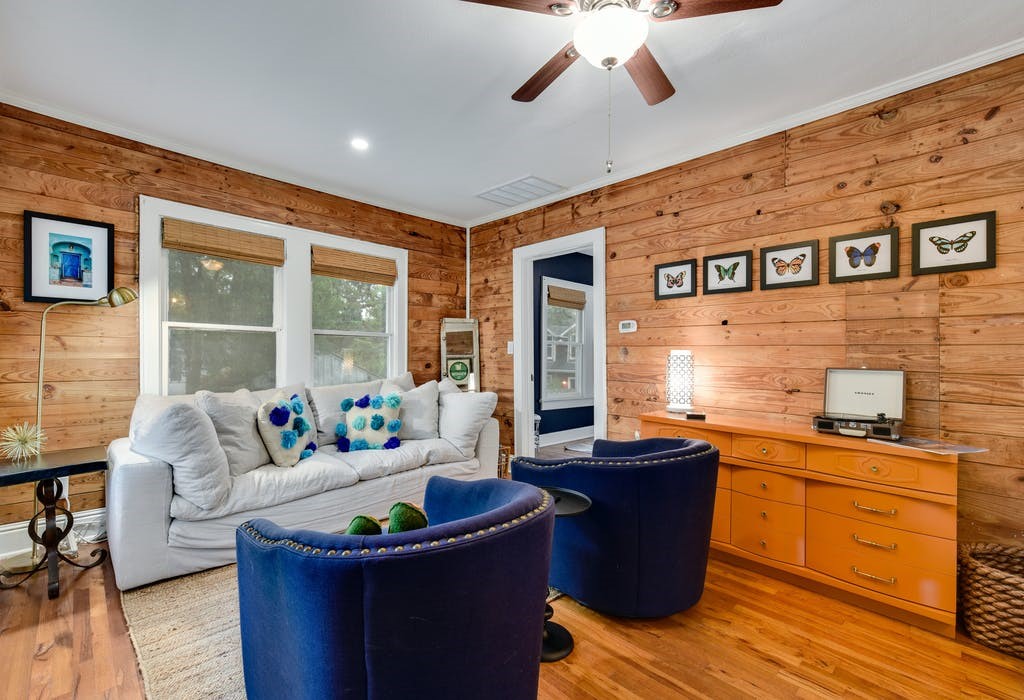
[[547, 285, 586, 310]]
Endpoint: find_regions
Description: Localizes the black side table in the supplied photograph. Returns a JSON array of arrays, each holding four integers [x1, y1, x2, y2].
[[541, 486, 592, 662], [0, 446, 108, 599]]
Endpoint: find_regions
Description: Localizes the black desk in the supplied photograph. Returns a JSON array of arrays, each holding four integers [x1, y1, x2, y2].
[[0, 446, 108, 599], [541, 486, 592, 663]]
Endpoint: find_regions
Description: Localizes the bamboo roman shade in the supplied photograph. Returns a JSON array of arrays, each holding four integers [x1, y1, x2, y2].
[[548, 285, 586, 310], [162, 218, 285, 267], [310, 245, 398, 286]]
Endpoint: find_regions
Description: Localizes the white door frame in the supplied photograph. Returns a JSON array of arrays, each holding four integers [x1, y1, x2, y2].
[[511, 227, 606, 457]]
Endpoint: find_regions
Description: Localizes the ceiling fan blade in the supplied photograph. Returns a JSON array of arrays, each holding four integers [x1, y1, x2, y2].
[[461, 0, 578, 16], [624, 44, 676, 106], [651, 0, 782, 22], [512, 42, 580, 102]]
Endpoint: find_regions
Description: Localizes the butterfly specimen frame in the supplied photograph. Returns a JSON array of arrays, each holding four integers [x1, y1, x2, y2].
[[703, 250, 752, 295], [911, 211, 996, 275], [760, 240, 819, 290], [654, 258, 697, 299], [828, 227, 899, 284]]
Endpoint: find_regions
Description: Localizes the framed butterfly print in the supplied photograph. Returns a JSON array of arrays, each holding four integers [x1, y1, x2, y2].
[[703, 250, 752, 295], [911, 211, 996, 275], [654, 258, 697, 299], [760, 240, 819, 290], [828, 227, 899, 284]]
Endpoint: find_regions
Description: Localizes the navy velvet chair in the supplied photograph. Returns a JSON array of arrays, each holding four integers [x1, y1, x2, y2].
[[512, 437, 719, 618], [236, 476, 555, 700]]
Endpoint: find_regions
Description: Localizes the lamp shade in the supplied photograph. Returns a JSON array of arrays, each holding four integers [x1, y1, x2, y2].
[[665, 350, 694, 413], [572, 5, 649, 69], [104, 286, 139, 307]]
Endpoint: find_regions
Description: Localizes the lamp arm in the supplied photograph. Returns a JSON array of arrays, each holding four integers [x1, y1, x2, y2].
[[37, 299, 105, 431]]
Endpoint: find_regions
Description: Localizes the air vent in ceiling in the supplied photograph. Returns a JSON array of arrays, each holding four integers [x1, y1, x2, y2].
[[476, 176, 565, 207]]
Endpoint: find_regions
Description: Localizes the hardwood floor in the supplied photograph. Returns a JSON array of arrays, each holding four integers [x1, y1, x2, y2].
[[1, 546, 1022, 699]]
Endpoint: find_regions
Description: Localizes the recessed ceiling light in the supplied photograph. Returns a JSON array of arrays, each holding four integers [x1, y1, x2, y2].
[[350, 137, 369, 151]]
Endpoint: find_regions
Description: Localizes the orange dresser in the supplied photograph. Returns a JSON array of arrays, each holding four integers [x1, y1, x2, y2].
[[640, 411, 959, 637]]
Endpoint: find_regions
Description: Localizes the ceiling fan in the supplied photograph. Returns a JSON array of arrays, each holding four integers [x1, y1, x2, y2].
[[464, 0, 782, 106]]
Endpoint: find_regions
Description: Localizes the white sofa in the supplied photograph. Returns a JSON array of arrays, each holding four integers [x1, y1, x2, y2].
[[106, 376, 499, 590]]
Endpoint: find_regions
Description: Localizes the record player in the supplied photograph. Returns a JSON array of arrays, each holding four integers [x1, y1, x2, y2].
[[812, 368, 905, 441]]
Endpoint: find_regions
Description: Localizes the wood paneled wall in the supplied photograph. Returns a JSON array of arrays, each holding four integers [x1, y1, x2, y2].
[[471, 54, 1024, 545], [0, 104, 466, 524]]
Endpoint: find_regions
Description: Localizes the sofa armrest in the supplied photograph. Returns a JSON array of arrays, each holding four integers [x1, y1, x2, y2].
[[106, 437, 174, 590], [475, 418, 499, 476]]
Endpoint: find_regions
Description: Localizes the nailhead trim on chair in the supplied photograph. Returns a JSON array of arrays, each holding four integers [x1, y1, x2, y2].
[[512, 445, 717, 469], [241, 492, 552, 556]]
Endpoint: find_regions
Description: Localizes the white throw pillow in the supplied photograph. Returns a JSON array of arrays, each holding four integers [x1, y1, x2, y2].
[[129, 394, 194, 442], [385, 371, 416, 392], [252, 383, 307, 404], [307, 380, 383, 446], [195, 389, 269, 476], [438, 391, 498, 458], [438, 377, 462, 395], [131, 403, 231, 511], [389, 380, 440, 440]]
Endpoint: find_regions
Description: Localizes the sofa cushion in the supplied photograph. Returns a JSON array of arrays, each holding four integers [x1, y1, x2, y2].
[[307, 380, 383, 446], [169, 451, 360, 521], [385, 371, 416, 392], [195, 389, 269, 476], [257, 393, 318, 467], [132, 402, 231, 511], [337, 393, 402, 452], [129, 394, 194, 442], [439, 392, 499, 458], [333, 438, 465, 481], [252, 383, 307, 404]]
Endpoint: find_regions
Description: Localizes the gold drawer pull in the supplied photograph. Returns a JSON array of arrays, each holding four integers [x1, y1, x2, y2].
[[851, 566, 896, 585], [759, 539, 767, 547], [853, 500, 897, 517], [760, 482, 768, 489], [760, 447, 768, 455], [760, 511, 768, 519], [852, 534, 897, 551]]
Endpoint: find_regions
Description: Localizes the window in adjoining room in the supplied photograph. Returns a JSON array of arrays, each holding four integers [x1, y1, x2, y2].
[[541, 278, 593, 409]]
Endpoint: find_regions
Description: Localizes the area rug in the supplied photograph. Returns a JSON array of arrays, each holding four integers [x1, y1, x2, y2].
[[121, 565, 244, 700]]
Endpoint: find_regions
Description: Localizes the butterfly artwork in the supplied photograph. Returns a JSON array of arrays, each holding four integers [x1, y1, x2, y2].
[[771, 253, 806, 277], [844, 242, 881, 268], [715, 261, 740, 282], [664, 270, 686, 288], [928, 230, 975, 254]]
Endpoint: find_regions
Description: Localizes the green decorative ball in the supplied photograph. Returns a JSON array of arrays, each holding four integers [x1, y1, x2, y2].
[[387, 502, 428, 534], [345, 514, 382, 536]]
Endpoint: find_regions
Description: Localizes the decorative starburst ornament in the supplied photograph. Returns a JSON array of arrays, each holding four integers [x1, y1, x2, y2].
[[0, 422, 45, 461]]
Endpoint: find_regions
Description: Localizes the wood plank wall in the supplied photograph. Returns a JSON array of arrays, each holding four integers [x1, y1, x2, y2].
[[470, 54, 1024, 545], [0, 104, 467, 525]]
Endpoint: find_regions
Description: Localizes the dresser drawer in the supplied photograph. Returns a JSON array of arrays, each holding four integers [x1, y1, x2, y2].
[[731, 493, 804, 565], [806, 526, 955, 611], [732, 467, 805, 505], [644, 424, 733, 457], [711, 488, 730, 542], [806, 482, 955, 539], [807, 509, 955, 576], [733, 435, 805, 469], [806, 445, 955, 495]]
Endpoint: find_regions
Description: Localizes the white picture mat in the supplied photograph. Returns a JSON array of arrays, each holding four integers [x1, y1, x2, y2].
[[706, 254, 748, 290], [764, 244, 814, 285], [833, 232, 892, 277], [656, 263, 694, 295], [917, 218, 989, 268], [30, 217, 110, 301], [824, 369, 905, 421]]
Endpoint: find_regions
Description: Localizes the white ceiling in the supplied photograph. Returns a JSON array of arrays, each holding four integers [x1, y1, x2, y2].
[[1, 1, 1022, 227]]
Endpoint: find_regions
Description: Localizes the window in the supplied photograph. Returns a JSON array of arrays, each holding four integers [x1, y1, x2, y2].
[[139, 197, 407, 395], [541, 278, 593, 409]]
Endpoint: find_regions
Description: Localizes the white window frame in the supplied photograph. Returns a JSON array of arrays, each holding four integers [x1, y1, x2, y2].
[[139, 196, 408, 394], [540, 277, 594, 411]]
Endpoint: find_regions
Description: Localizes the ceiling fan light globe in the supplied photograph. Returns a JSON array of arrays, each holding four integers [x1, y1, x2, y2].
[[572, 5, 649, 69]]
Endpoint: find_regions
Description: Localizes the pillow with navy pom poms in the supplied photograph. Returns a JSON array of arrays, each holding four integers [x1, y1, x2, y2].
[[256, 392, 318, 467], [336, 393, 402, 452]]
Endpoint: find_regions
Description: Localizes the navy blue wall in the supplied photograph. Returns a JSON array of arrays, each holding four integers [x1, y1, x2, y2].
[[534, 253, 593, 436]]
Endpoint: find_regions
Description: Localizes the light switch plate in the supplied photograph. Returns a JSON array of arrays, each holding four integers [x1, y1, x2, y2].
[[619, 320, 637, 333], [506, 341, 514, 354]]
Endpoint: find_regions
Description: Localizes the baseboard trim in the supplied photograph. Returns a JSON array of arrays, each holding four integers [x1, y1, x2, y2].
[[538, 426, 594, 448], [0, 507, 107, 560]]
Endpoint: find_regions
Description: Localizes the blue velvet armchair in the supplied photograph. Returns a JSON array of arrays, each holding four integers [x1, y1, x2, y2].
[[236, 476, 555, 700], [512, 437, 719, 618]]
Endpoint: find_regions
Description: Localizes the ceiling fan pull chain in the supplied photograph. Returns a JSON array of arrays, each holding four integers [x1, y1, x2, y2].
[[606, 67, 613, 174]]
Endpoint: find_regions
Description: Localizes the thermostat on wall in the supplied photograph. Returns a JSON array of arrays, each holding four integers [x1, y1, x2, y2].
[[619, 320, 637, 333]]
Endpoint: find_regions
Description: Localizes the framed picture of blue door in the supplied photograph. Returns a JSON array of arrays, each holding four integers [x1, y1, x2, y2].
[[24, 211, 115, 303]]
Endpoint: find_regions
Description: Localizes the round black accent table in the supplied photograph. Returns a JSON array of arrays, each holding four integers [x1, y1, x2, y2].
[[540, 486, 592, 662]]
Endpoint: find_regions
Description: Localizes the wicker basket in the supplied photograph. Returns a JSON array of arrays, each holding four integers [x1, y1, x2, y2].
[[959, 543, 1024, 659]]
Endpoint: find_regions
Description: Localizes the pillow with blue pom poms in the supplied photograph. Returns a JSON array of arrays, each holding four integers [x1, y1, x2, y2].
[[336, 393, 402, 452], [256, 392, 318, 467]]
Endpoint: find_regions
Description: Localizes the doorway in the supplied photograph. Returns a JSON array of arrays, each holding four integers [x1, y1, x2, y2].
[[512, 228, 606, 457]]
